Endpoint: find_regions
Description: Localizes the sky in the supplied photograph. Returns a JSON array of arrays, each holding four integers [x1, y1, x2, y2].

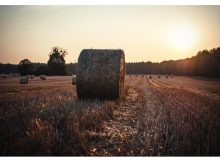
[[0, 5, 220, 64]]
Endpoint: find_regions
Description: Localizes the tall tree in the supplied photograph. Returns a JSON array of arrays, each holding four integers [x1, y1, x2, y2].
[[47, 47, 67, 75], [18, 59, 34, 76]]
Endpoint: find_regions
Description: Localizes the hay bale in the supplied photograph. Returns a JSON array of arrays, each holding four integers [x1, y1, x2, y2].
[[72, 76, 76, 85], [158, 76, 160, 78], [40, 75, 46, 80], [20, 77, 28, 84], [149, 76, 152, 79], [30, 75, 34, 79], [76, 49, 125, 100], [166, 75, 169, 78]]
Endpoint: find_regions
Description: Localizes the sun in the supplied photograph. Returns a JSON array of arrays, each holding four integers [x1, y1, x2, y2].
[[170, 26, 198, 51]]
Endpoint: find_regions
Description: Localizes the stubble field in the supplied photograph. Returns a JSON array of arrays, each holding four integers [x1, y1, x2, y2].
[[0, 75, 220, 156]]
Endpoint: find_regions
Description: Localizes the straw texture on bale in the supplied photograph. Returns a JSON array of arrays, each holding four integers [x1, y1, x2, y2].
[[76, 49, 125, 100]]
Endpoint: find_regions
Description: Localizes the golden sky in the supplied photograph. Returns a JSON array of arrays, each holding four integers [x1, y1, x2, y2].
[[0, 6, 220, 64]]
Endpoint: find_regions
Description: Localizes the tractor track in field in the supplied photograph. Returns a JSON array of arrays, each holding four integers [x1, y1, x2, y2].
[[87, 76, 168, 156], [87, 78, 147, 155], [148, 76, 220, 100], [153, 78, 173, 88], [147, 77, 173, 88]]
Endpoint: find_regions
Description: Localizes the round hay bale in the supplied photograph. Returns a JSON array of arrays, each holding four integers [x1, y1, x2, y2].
[[40, 75, 46, 80], [149, 76, 152, 79], [72, 76, 76, 85], [30, 75, 34, 79], [20, 77, 28, 84], [76, 49, 125, 100]]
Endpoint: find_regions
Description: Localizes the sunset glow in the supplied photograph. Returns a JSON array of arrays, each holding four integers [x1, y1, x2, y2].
[[0, 6, 220, 64], [170, 26, 198, 51]]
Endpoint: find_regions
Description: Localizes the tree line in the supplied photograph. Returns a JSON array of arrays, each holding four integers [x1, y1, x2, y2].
[[0, 62, 75, 76], [15, 47, 68, 76], [0, 47, 220, 77], [126, 47, 220, 77]]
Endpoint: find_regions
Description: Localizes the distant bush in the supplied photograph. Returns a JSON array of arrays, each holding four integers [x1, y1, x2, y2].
[[18, 59, 34, 76]]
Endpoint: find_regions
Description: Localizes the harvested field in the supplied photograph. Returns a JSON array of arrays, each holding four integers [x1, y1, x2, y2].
[[0, 75, 220, 155]]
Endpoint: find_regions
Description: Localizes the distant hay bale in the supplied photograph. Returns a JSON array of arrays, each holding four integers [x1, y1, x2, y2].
[[40, 75, 46, 80], [166, 75, 169, 78], [170, 74, 174, 78], [76, 49, 125, 100], [30, 75, 34, 79], [158, 76, 160, 78], [20, 77, 28, 84], [72, 76, 76, 85], [149, 76, 152, 79]]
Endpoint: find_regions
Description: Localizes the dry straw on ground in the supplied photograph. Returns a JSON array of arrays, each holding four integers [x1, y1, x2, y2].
[[76, 49, 125, 100]]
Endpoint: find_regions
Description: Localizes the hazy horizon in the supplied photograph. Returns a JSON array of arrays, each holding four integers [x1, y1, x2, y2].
[[0, 5, 220, 64]]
